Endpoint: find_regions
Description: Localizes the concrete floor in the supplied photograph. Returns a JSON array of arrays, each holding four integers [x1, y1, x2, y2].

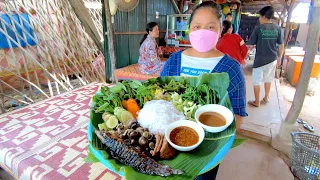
[[280, 78, 320, 135], [238, 60, 283, 142], [217, 138, 294, 180]]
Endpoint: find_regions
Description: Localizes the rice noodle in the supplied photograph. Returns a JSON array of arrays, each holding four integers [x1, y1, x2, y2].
[[137, 100, 185, 135]]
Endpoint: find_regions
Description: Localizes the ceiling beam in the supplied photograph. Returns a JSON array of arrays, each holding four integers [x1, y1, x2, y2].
[[69, 0, 103, 52], [267, 0, 284, 22], [171, 0, 181, 14], [277, 0, 290, 10]]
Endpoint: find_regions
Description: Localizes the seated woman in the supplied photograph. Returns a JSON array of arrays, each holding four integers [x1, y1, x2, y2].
[[138, 22, 165, 75], [216, 20, 248, 67], [161, 2, 247, 118]]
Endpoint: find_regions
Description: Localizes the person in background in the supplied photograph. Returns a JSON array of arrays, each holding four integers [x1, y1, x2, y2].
[[138, 22, 165, 75], [225, 13, 235, 34], [161, 0, 247, 141], [216, 20, 248, 67], [247, 6, 284, 107]]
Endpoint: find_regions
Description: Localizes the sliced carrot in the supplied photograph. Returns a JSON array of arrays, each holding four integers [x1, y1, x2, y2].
[[122, 100, 128, 109], [126, 98, 140, 119]]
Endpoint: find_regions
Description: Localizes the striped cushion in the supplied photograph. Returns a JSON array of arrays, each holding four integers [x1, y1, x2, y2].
[[114, 64, 159, 81]]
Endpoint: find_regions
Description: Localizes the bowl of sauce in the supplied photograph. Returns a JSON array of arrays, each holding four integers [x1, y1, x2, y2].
[[195, 104, 234, 133], [165, 120, 205, 151]]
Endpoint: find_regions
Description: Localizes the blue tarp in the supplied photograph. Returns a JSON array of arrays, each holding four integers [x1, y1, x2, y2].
[[0, 13, 37, 49]]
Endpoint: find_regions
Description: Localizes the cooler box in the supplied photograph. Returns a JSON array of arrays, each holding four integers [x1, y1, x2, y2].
[[286, 55, 320, 86]]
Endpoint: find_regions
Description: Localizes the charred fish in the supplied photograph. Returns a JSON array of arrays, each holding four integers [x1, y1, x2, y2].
[[95, 130, 185, 177]]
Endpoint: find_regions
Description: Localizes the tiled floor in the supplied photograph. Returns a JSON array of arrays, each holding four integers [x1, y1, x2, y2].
[[238, 60, 283, 142]]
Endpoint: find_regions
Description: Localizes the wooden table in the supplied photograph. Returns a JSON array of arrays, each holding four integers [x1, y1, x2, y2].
[[0, 83, 122, 180], [286, 55, 320, 86]]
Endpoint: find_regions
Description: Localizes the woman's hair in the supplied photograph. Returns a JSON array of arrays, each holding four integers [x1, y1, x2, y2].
[[221, 20, 232, 37], [189, 1, 222, 26], [140, 22, 158, 46], [259, 6, 275, 20]]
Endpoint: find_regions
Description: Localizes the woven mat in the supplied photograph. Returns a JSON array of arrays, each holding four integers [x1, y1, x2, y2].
[[114, 64, 159, 81], [0, 83, 123, 180]]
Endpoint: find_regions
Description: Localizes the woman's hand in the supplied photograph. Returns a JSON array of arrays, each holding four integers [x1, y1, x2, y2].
[[241, 60, 247, 68], [277, 58, 282, 68]]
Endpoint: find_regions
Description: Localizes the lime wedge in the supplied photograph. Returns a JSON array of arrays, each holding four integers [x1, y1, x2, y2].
[[102, 112, 112, 122], [120, 111, 134, 124], [98, 123, 108, 131], [106, 116, 119, 129]]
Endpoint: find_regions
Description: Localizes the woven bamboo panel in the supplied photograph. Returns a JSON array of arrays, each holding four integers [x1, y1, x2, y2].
[[0, 0, 105, 113]]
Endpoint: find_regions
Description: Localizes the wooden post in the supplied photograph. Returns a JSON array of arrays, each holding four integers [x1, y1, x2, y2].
[[285, 0, 319, 124], [103, 0, 117, 83], [69, 0, 103, 52], [281, 0, 296, 63], [272, 0, 320, 156]]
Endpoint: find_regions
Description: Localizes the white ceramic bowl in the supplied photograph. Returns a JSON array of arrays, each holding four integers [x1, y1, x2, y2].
[[195, 104, 234, 133], [165, 120, 205, 151]]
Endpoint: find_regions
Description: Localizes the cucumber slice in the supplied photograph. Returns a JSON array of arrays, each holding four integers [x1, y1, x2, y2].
[[106, 116, 119, 129]]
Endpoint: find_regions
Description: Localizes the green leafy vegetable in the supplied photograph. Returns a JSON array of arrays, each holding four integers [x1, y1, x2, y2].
[[84, 147, 100, 163], [109, 82, 126, 94], [170, 92, 200, 120], [90, 109, 104, 130], [231, 138, 248, 149]]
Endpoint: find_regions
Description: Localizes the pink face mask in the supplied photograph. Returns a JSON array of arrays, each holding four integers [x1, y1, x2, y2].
[[189, 29, 219, 53]]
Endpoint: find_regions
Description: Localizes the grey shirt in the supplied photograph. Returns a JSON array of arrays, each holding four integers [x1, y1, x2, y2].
[[247, 23, 284, 68]]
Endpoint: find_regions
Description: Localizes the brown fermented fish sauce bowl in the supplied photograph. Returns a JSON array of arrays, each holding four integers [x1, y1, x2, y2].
[[195, 104, 234, 133], [165, 120, 205, 151]]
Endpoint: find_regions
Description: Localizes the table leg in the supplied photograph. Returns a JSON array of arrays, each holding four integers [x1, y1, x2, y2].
[[195, 165, 220, 180]]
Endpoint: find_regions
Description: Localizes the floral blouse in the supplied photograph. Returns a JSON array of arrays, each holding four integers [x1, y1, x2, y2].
[[138, 35, 165, 75]]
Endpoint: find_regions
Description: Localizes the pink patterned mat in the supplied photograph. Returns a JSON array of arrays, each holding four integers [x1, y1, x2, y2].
[[0, 83, 122, 180]]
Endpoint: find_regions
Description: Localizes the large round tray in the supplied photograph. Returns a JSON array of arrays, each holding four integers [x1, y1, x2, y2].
[[88, 122, 234, 177]]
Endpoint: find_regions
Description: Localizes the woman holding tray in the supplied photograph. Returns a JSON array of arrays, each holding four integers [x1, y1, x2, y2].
[[161, 2, 247, 178], [161, 2, 247, 118]]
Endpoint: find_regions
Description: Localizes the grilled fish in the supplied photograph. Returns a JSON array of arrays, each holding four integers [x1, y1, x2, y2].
[[95, 130, 185, 177]]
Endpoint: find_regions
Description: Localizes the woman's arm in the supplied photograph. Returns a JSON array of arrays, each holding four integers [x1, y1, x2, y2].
[[239, 38, 249, 63], [160, 52, 181, 77], [147, 41, 160, 62], [160, 58, 170, 77]]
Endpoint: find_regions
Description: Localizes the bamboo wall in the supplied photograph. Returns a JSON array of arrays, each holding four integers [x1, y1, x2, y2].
[[0, 0, 104, 113]]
